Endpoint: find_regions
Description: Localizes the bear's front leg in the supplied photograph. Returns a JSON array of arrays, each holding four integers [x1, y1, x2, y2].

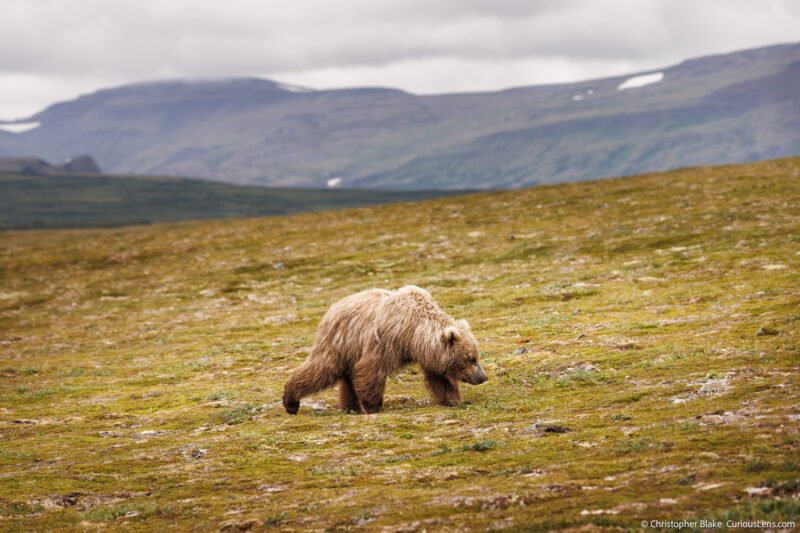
[[424, 371, 462, 406], [351, 362, 386, 414]]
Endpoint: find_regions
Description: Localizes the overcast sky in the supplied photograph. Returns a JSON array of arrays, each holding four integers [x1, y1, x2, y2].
[[1, 0, 798, 120]]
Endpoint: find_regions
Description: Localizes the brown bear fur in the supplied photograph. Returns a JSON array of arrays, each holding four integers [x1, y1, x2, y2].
[[282, 285, 487, 414]]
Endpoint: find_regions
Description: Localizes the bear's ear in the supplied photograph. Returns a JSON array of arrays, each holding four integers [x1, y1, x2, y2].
[[441, 326, 459, 345], [457, 318, 470, 331]]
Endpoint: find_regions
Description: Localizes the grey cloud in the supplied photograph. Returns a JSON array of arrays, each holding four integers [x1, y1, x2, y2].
[[3, 0, 797, 76], [0, 0, 797, 118]]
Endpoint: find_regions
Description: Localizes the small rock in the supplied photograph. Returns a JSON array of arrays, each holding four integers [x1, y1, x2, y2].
[[698, 451, 720, 459], [181, 447, 208, 460], [42, 492, 83, 508], [483, 496, 510, 510], [257, 483, 287, 493], [754, 327, 778, 337], [219, 519, 261, 532], [273, 262, 285, 270], [522, 424, 540, 434], [660, 498, 678, 505], [744, 487, 772, 498], [544, 425, 572, 434], [572, 362, 598, 373], [58, 290, 80, 301], [262, 314, 297, 325], [508, 234, 515, 240], [577, 334, 586, 340], [693, 482, 726, 491], [512, 347, 528, 355], [237, 518, 261, 530], [135, 430, 166, 439], [615, 343, 641, 351]]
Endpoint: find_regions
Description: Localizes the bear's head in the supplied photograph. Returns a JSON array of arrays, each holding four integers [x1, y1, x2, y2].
[[441, 319, 488, 385]]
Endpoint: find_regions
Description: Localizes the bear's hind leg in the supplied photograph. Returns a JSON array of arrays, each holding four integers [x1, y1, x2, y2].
[[338, 377, 361, 413], [423, 371, 462, 407], [351, 364, 386, 414], [283, 359, 339, 414]]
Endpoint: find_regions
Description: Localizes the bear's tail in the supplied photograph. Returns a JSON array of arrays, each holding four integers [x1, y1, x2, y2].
[[282, 359, 339, 415]]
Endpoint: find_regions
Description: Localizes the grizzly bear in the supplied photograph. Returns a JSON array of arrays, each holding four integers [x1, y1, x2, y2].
[[282, 285, 487, 414]]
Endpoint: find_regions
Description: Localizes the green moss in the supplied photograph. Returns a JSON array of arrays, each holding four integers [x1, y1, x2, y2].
[[1, 502, 44, 515], [430, 446, 453, 456], [217, 404, 263, 424], [82, 503, 179, 522], [744, 459, 773, 472], [264, 511, 288, 525], [701, 498, 800, 526], [460, 439, 501, 452], [207, 390, 235, 401]]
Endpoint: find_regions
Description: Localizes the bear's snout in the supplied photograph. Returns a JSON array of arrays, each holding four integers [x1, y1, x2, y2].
[[465, 366, 488, 385]]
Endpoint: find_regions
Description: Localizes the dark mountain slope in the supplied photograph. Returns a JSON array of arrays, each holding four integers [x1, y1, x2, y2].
[[0, 171, 469, 230]]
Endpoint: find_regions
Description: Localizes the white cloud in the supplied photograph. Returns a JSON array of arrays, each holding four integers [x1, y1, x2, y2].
[[272, 56, 640, 95], [0, 0, 798, 119], [0, 73, 129, 120]]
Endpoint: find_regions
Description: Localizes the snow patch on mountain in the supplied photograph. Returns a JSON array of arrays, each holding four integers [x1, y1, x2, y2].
[[0, 122, 40, 133], [617, 72, 664, 90]]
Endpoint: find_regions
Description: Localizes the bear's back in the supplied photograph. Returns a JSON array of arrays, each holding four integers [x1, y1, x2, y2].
[[372, 286, 452, 351], [314, 286, 452, 364], [313, 289, 392, 363]]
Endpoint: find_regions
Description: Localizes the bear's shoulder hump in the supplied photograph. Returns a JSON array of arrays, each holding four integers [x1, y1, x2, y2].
[[398, 285, 431, 298]]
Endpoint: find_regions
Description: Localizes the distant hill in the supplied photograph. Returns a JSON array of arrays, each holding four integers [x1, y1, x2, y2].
[[0, 155, 101, 175], [0, 43, 798, 189], [0, 172, 470, 230]]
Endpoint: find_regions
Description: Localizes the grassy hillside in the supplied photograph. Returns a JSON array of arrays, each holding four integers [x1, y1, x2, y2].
[[1, 157, 799, 531], [0, 172, 468, 230]]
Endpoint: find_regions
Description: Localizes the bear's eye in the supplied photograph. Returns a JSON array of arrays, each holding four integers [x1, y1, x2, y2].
[[469, 358, 477, 365]]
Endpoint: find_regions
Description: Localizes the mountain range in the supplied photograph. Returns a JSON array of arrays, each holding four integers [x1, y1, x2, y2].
[[1, 42, 798, 190]]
